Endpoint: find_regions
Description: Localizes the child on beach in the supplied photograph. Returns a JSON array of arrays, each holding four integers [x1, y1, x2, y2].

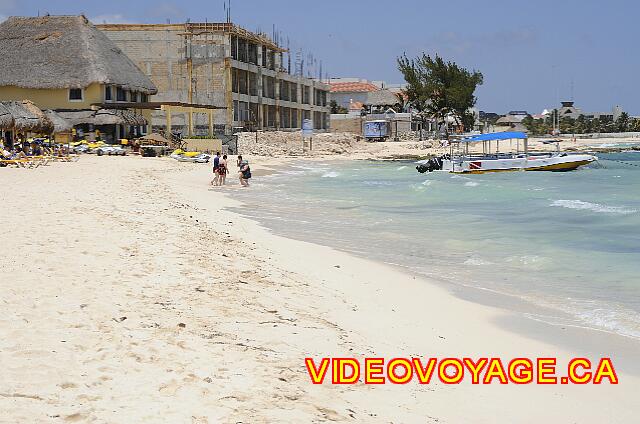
[[217, 154, 229, 185]]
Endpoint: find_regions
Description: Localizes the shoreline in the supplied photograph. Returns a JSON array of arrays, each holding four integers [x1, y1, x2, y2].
[[225, 156, 640, 372], [2, 155, 638, 422], [166, 156, 640, 420], [236, 131, 640, 161]]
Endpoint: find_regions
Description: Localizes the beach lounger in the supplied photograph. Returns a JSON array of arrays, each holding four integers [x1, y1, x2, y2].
[[0, 158, 30, 168]]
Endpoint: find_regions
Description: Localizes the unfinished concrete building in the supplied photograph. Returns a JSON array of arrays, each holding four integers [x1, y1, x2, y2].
[[97, 22, 330, 135]]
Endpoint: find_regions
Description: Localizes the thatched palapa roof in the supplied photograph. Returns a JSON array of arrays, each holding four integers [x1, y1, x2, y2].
[[0, 15, 157, 94], [367, 89, 402, 107], [44, 110, 73, 133], [57, 109, 147, 126], [496, 115, 526, 125], [0, 100, 53, 132], [138, 133, 170, 145], [0, 103, 13, 128]]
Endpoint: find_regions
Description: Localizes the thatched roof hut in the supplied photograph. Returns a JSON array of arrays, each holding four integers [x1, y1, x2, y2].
[[0, 15, 157, 94], [367, 89, 402, 107], [0, 100, 53, 133], [44, 110, 73, 133], [496, 115, 525, 125], [56, 109, 147, 127], [137, 133, 170, 145], [0, 103, 13, 129]]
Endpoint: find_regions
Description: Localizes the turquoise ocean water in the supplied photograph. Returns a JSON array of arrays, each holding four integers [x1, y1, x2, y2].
[[231, 151, 640, 340]]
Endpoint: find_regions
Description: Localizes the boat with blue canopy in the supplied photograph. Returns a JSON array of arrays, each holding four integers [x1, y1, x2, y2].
[[417, 131, 597, 174]]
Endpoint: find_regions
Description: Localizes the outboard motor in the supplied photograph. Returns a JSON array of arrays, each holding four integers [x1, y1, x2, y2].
[[416, 155, 445, 173], [416, 163, 430, 173]]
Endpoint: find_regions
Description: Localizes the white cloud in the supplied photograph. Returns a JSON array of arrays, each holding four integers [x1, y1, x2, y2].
[[89, 14, 134, 24]]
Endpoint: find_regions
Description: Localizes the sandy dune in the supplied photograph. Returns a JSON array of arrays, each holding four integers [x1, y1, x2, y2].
[[1, 155, 638, 423]]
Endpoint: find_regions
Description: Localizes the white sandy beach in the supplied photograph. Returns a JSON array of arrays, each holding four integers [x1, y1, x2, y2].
[[1, 154, 639, 423]]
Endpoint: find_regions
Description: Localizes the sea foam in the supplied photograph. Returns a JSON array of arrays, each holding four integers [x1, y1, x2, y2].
[[550, 199, 637, 215], [321, 171, 340, 178]]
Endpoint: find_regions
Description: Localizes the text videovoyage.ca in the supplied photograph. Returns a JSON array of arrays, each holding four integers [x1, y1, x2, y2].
[[305, 357, 619, 385]]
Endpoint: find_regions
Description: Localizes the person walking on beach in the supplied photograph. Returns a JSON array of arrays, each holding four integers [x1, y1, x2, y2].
[[239, 160, 251, 187], [218, 154, 229, 185], [211, 152, 221, 186]]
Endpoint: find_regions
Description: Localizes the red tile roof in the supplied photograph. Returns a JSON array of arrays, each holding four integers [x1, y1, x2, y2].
[[330, 82, 380, 93]]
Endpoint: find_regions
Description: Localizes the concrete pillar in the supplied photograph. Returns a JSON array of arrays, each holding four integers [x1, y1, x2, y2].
[[224, 57, 233, 133], [275, 77, 281, 129]]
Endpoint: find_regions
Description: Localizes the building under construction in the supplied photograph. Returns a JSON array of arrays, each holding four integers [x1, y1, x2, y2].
[[97, 22, 331, 135]]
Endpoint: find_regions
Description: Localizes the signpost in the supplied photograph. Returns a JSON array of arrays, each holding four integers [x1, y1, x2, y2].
[[302, 118, 313, 151], [385, 109, 399, 142]]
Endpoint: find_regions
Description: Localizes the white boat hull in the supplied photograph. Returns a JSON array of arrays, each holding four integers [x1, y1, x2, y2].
[[441, 154, 597, 174]]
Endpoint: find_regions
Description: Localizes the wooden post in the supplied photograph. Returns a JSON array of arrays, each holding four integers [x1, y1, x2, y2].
[[166, 107, 172, 137], [188, 108, 194, 137]]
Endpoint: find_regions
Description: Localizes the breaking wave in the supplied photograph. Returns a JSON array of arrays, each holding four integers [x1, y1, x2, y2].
[[321, 171, 340, 178], [550, 199, 637, 215]]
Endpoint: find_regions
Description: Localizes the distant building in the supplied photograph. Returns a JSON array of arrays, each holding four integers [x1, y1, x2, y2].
[[496, 110, 528, 124], [0, 15, 157, 143], [555, 101, 582, 119], [329, 80, 382, 110], [493, 110, 528, 132], [98, 22, 330, 132], [479, 111, 501, 122], [329, 78, 404, 113], [544, 101, 624, 121]]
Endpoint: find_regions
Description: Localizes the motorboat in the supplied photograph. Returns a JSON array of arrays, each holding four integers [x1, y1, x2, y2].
[[417, 132, 597, 174]]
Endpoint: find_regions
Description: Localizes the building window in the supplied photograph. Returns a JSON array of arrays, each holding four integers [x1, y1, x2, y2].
[[302, 86, 310, 104], [231, 35, 238, 60], [141, 93, 148, 103], [105, 86, 112, 101], [238, 38, 247, 62], [238, 70, 248, 95], [69, 88, 83, 101], [116, 87, 126, 102], [232, 69, 238, 93], [248, 42, 258, 65], [249, 72, 258, 96]]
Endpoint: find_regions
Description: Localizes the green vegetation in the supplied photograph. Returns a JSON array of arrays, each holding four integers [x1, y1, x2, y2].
[[397, 53, 483, 135], [329, 100, 348, 114], [523, 112, 640, 135]]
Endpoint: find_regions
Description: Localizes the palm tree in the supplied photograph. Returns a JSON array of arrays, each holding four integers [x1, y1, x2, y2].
[[615, 112, 630, 132]]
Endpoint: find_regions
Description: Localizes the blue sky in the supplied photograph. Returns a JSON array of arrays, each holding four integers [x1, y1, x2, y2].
[[1, 0, 638, 114]]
